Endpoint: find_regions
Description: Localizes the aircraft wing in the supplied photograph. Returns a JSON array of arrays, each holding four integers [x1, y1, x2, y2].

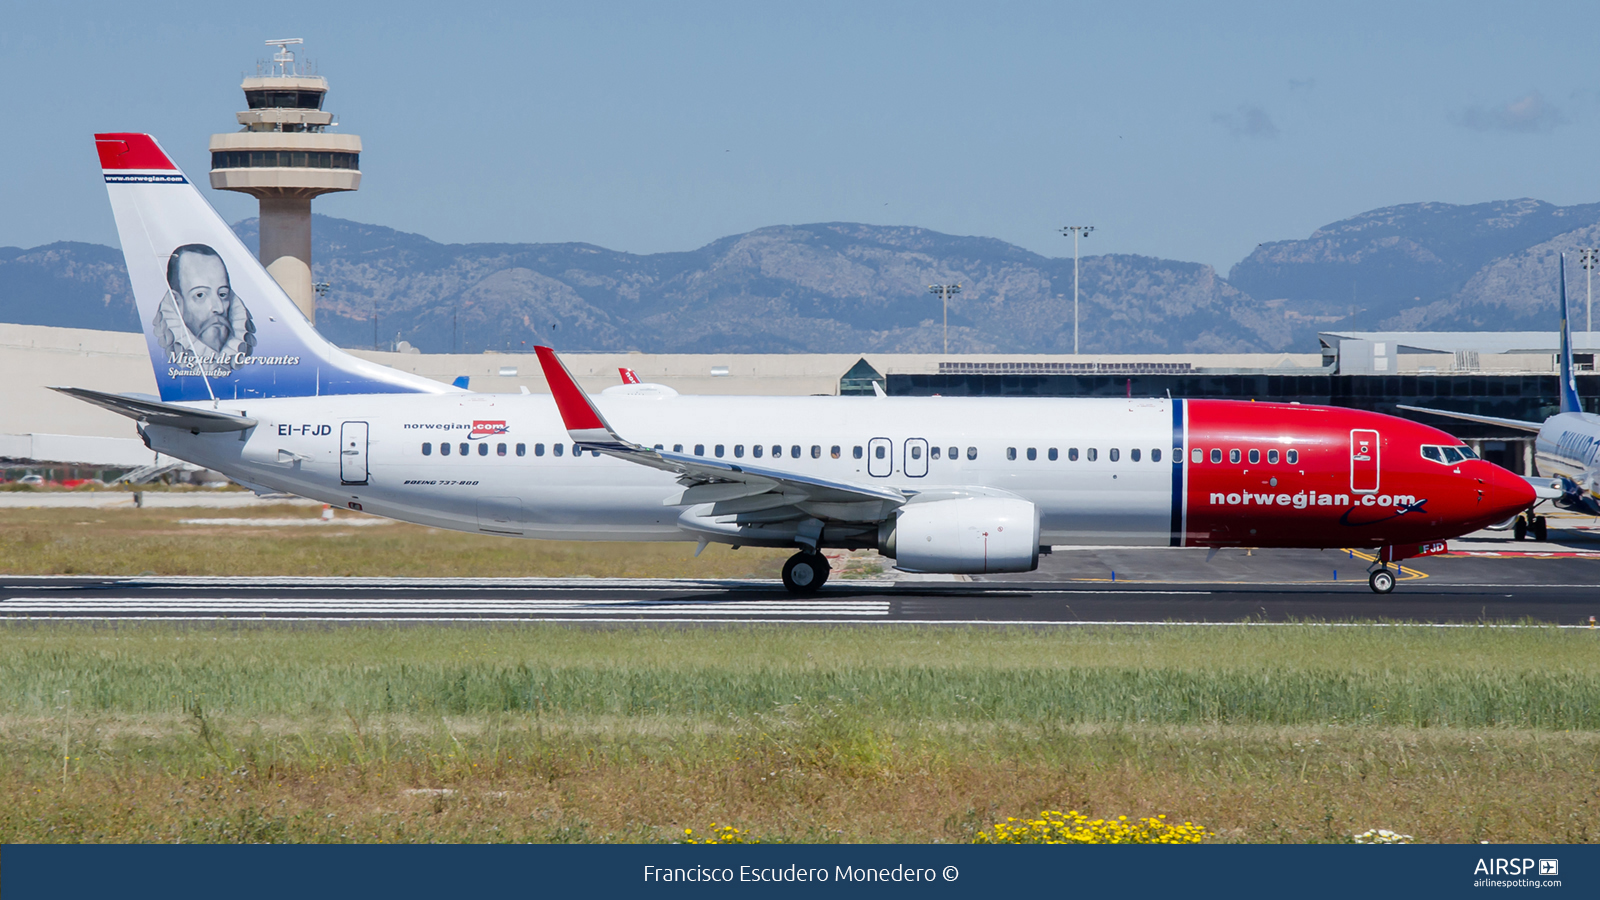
[[1395, 404, 1544, 434], [534, 346, 905, 510], [51, 386, 257, 433]]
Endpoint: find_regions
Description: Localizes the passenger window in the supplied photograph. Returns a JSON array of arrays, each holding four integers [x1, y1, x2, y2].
[[949, 446, 959, 459], [874, 445, 886, 459], [1210, 449, 1221, 463], [931, 446, 941, 459], [1440, 446, 1463, 463], [854, 446, 863, 459], [1026, 447, 1036, 461], [1048, 448, 1058, 461], [1286, 449, 1298, 464], [1192, 448, 1202, 463], [1007, 447, 1017, 461], [571, 444, 581, 457], [1153, 448, 1163, 462], [752, 445, 763, 458], [1110, 448, 1120, 462], [673, 444, 683, 453], [534, 443, 544, 457], [812, 445, 822, 458], [441, 443, 451, 456], [735, 445, 745, 458], [695, 444, 705, 456], [831, 445, 841, 458], [911, 444, 922, 459], [1087, 448, 1098, 462], [653, 444, 664, 451], [553, 444, 563, 457], [792, 445, 801, 458], [1422, 446, 1443, 463], [1131, 448, 1140, 462], [715, 444, 725, 458], [479, 443, 489, 457], [1267, 449, 1278, 464], [1248, 449, 1259, 464], [497, 443, 508, 456], [967, 446, 977, 460], [1068, 448, 1078, 461], [1229, 449, 1240, 464], [460, 443, 470, 456], [422, 442, 432, 456], [774, 445, 783, 458]]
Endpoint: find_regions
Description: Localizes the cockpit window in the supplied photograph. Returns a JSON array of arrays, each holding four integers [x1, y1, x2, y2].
[[1457, 445, 1478, 459], [1440, 446, 1464, 464], [1421, 446, 1443, 463]]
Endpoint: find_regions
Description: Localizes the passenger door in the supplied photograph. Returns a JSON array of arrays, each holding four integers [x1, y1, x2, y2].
[[1350, 429, 1379, 494], [867, 437, 893, 477], [340, 421, 369, 485], [904, 438, 929, 477]]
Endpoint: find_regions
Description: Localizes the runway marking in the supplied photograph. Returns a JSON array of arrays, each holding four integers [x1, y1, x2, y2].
[[0, 597, 891, 618], [0, 615, 1590, 628]]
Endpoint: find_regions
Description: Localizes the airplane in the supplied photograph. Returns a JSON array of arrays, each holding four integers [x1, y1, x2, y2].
[[63, 133, 1535, 595], [1398, 255, 1591, 542]]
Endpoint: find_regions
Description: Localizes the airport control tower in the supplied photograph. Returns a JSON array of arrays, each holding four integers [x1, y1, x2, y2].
[[209, 39, 360, 325]]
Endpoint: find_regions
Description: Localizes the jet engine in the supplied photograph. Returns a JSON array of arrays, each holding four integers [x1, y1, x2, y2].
[[879, 496, 1040, 574]]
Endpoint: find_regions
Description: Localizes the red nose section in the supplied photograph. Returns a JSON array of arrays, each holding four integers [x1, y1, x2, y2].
[[1481, 461, 1537, 522]]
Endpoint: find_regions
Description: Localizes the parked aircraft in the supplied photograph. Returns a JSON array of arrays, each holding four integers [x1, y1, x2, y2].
[[64, 133, 1535, 594], [1399, 256, 1592, 541]]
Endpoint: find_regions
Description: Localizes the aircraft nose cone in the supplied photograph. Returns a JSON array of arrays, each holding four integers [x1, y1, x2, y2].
[[1480, 461, 1536, 521]]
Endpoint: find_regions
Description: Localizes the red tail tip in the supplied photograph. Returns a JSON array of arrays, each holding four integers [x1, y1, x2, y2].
[[94, 133, 177, 171]]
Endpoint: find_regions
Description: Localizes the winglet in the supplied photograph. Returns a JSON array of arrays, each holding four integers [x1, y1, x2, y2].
[[534, 346, 631, 448]]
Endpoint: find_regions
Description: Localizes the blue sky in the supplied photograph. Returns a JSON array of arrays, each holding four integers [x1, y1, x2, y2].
[[6, 1, 1600, 272]]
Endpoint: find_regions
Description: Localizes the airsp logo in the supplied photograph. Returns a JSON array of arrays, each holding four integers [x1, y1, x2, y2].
[[1474, 858, 1552, 876]]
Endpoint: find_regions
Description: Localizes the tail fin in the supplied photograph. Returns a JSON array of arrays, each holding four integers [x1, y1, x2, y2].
[[618, 367, 641, 384], [94, 133, 455, 402], [1559, 253, 1582, 414]]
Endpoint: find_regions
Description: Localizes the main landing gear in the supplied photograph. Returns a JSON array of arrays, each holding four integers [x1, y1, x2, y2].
[[1512, 514, 1548, 542], [782, 552, 831, 594], [1368, 568, 1395, 594]]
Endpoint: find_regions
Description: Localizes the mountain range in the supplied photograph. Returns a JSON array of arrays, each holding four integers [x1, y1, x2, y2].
[[4, 199, 1596, 356]]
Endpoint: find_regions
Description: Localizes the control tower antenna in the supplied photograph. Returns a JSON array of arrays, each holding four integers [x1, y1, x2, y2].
[[210, 38, 360, 325], [264, 38, 304, 77]]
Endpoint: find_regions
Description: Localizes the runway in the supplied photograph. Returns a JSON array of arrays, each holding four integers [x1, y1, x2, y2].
[[3, 541, 1599, 625]]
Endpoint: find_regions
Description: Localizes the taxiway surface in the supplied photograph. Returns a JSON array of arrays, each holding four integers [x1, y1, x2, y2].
[[3, 536, 1597, 625]]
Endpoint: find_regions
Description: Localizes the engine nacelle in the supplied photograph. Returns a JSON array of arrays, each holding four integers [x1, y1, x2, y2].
[[879, 497, 1040, 574]]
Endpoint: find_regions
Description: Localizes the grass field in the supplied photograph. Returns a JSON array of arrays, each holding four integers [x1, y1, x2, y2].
[[2, 623, 1596, 843], [0, 507, 790, 579]]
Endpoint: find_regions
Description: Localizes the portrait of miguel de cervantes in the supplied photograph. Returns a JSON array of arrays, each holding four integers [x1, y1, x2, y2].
[[152, 243, 256, 375]]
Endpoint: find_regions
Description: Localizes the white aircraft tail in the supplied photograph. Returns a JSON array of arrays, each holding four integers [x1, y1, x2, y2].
[[94, 133, 454, 403]]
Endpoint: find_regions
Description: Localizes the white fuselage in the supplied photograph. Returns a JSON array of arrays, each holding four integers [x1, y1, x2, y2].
[[1534, 411, 1600, 512], [147, 392, 1179, 546]]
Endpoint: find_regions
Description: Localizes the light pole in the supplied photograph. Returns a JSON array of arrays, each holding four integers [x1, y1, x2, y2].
[[1580, 248, 1599, 341], [928, 283, 961, 354], [1060, 226, 1095, 354]]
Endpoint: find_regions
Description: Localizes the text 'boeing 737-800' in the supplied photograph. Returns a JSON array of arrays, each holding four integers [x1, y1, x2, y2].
[[64, 133, 1536, 594]]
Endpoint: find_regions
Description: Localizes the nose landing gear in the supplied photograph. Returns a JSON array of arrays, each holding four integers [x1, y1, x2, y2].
[[1367, 568, 1395, 594], [781, 552, 831, 594]]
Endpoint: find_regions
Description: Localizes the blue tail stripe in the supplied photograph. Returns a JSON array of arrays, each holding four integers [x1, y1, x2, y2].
[[1560, 254, 1582, 415]]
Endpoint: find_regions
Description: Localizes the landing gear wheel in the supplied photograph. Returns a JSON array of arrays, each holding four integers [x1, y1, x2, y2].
[[782, 552, 829, 594], [1513, 516, 1528, 541], [1533, 516, 1549, 542], [1369, 569, 1395, 594]]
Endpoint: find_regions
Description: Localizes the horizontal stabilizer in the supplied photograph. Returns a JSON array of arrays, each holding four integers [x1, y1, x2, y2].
[[51, 387, 256, 433], [1395, 404, 1543, 434]]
